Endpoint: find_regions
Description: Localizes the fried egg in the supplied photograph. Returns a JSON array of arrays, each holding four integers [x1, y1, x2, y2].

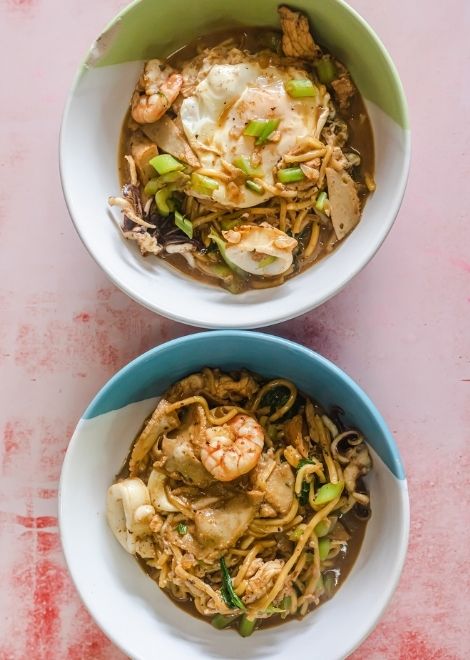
[[180, 59, 322, 208]]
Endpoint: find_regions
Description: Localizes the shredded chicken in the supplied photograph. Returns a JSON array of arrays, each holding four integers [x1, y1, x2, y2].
[[242, 559, 285, 604], [122, 229, 162, 256], [278, 6, 321, 59]]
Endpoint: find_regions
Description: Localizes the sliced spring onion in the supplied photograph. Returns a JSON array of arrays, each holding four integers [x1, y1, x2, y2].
[[211, 614, 236, 630], [209, 230, 246, 277], [284, 79, 318, 98], [258, 255, 277, 268], [232, 155, 263, 178], [245, 179, 264, 194], [220, 217, 243, 231], [191, 172, 219, 195], [256, 118, 280, 145], [243, 119, 270, 137], [314, 481, 344, 506], [144, 178, 159, 196], [315, 57, 337, 84], [174, 210, 193, 239], [220, 557, 246, 610], [277, 167, 305, 184], [318, 538, 331, 561], [149, 153, 184, 175], [315, 191, 328, 212], [299, 480, 310, 506], [238, 615, 256, 637], [176, 522, 187, 535], [155, 187, 173, 215], [314, 519, 330, 538]]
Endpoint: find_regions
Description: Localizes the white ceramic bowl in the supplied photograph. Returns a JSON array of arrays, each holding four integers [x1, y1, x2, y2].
[[59, 331, 409, 660], [60, 0, 410, 329]]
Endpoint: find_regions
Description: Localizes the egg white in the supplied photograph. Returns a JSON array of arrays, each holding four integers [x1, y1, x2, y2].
[[180, 60, 321, 208]]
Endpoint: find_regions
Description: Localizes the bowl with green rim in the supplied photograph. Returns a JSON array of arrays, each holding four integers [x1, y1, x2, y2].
[[60, 0, 410, 328]]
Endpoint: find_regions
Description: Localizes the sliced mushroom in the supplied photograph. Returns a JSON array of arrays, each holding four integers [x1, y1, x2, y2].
[[222, 224, 297, 277]]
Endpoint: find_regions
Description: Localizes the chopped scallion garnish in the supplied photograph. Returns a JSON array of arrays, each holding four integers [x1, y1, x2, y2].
[[314, 481, 344, 506], [149, 154, 184, 175], [176, 522, 188, 535], [258, 255, 277, 268], [232, 155, 263, 177], [174, 211, 193, 239], [245, 179, 264, 194], [277, 167, 305, 184], [315, 57, 337, 84], [315, 191, 328, 212], [191, 172, 219, 195], [284, 79, 318, 98]]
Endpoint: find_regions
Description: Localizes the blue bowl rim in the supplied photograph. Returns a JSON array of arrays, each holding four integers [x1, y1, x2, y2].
[[81, 330, 406, 480]]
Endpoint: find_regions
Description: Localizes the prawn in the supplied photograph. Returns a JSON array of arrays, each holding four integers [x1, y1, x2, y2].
[[200, 414, 264, 482], [131, 59, 183, 124]]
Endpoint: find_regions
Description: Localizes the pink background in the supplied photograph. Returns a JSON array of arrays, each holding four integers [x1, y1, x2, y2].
[[0, 0, 469, 657]]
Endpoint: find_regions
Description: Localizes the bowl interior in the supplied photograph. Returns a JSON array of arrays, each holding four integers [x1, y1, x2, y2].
[[60, 0, 410, 328], [59, 332, 409, 660]]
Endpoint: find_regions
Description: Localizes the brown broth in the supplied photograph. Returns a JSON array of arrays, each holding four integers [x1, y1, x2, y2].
[[118, 27, 375, 293]]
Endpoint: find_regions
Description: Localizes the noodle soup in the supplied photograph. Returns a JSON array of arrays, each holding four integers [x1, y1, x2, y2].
[[110, 6, 374, 293], [107, 369, 372, 636]]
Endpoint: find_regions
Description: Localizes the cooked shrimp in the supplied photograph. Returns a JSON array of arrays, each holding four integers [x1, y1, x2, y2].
[[131, 59, 183, 124], [201, 414, 264, 481]]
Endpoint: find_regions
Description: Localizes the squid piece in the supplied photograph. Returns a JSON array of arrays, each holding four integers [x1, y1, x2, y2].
[[106, 477, 156, 557], [222, 224, 297, 277], [129, 399, 180, 475], [147, 469, 178, 513]]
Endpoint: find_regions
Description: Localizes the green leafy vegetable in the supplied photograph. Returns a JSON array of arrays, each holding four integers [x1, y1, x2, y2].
[[220, 557, 246, 610], [176, 522, 187, 535], [299, 480, 310, 506], [284, 79, 318, 98], [260, 386, 291, 414], [149, 154, 184, 175], [174, 210, 193, 239]]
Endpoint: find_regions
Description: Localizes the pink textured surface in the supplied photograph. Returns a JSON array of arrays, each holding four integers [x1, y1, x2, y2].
[[0, 0, 469, 658]]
